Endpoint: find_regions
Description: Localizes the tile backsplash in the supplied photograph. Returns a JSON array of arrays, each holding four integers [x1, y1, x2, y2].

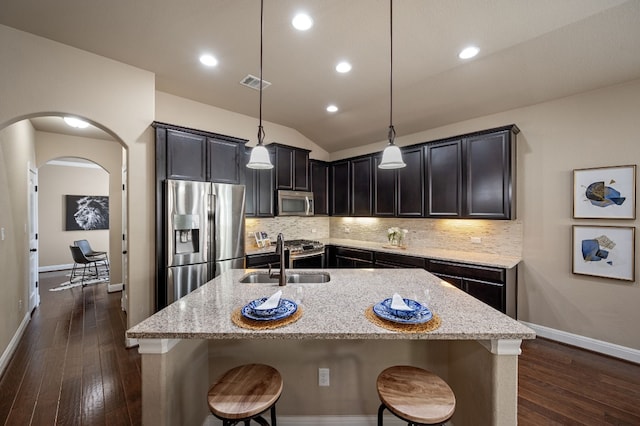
[[245, 217, 330, 249], [245, 216, 522, 257]]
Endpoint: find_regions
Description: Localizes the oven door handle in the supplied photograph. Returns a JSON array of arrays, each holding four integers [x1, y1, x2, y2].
[[290, 250, 324, 259]]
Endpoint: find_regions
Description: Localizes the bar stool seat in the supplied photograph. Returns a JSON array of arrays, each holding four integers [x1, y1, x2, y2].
[[376, 365, 455, 425], [208, 364, 283, 426]]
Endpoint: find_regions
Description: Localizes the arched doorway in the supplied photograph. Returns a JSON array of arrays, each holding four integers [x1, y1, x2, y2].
[[0, 112, 128, 357]]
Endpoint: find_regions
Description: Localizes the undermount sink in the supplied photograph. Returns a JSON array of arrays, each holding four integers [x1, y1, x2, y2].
[[239, 271, 331, 284]]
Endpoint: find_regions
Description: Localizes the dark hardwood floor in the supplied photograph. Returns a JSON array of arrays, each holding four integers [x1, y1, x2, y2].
[[1, 271, 639, 425], [0, 270, 141, 425], [518, 336, 640, 425]]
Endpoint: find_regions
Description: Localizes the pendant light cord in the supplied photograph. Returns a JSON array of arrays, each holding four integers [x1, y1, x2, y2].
[[257, 0, 265, 146], [388, 0, 396, 145]]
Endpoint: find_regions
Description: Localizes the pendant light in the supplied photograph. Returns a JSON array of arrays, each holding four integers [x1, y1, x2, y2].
[[247, 0, 274, 169], [378, 0, 406, 169]]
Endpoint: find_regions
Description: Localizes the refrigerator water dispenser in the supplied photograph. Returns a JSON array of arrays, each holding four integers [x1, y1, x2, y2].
[[173, 214, 200, 254]]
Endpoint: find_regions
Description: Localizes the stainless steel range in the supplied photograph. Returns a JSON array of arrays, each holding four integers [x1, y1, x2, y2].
[[284, 239, 325, 268]]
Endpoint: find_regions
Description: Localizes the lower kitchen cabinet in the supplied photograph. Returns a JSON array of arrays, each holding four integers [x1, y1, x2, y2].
[[326, 245, 516, 317], [374, 251, 426, 269], [427, 259, 516, 317], [246, 252, 289, 269], [330, 246, 374, 268]]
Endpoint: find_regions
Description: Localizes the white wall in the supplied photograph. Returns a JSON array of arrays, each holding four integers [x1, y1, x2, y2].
[[0, 120, 35, 359]]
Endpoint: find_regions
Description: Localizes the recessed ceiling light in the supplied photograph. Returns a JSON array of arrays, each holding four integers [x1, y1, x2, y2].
[[292, 13, 313, 31], [336, 62, 352, 73], [199, 54, 218, 67], [326, 105, 338, 113], [63, 116, 89, 128], [458, 46, 479, 59]]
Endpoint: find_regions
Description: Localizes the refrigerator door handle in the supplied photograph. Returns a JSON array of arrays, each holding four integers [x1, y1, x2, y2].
[[209, 193, 216, 266]]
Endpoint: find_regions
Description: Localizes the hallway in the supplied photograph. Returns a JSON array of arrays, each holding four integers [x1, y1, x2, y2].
[[0, 271, 141, 425]]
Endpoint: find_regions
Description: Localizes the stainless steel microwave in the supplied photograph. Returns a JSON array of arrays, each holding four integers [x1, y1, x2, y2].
[[277, 190, 314, 216]]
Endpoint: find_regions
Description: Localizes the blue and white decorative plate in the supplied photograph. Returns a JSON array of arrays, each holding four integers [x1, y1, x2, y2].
[[241, 298, 298, 321], [373, 298, 433, 324]]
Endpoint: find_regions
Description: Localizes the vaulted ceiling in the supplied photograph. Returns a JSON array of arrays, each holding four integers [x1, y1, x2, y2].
[[2, 0, 639, 152]]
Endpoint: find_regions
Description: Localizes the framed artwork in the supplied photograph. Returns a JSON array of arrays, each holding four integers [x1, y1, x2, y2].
[[573, 165, 636, 219], [572, 225, 635, 282], [65, 195, 109, 231]]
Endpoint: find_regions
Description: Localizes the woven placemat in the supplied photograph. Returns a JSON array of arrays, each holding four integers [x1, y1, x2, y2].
[[231, 307, 303, 330], [365, 306, 441, 333]]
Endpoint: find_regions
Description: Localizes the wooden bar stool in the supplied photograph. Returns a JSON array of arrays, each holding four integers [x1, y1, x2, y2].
[[376, 365, 455, 426], [207, 364, 283, 426]]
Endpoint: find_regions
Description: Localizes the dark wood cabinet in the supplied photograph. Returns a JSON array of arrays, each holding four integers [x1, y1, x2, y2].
[[427, 259, 516, 317], [463, 129, 515, 219], [246, 251, 289, 269], [245, 150, 275, 217], [273, 143, 310, 191], [207, 137, 244, 184], [310, 160, 330, 215], [426, 140, 462, 217], [351, 156, 373, 216], [331, 161, 350, 216], [373, 156, 396, 217], [374, 251, 426, 269], [374, 146, 424, 217], [332, 246, 374, 268], [426, 125, 518, 219], [397, 147, 425, 217], [156, 123, 247, 185], [165, 129, 207, 181]]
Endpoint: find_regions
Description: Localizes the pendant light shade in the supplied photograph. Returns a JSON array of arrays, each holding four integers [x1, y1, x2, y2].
[[247, 0, 274, 170], [378, 0, 406, 169], [379, 143, 405, 169], [247, 144, 272, 169]]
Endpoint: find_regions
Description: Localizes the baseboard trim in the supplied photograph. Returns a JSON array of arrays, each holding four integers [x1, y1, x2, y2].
[[521, 321, 640, 364], [107, 282, 123, 293], [202, 414, 410, 426], [0, 312, 31, 377], [39, 263, 74, 272], [125, 337, 139, 349]]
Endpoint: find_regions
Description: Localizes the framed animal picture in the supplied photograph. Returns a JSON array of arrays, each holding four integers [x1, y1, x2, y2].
[[65, 195, 109, 231]]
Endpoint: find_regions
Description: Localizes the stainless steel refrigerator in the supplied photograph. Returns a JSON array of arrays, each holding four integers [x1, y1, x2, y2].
[[164, 179, 245, 307]]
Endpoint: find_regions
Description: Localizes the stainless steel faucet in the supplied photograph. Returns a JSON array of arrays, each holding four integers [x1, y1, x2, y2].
[[269, 233, 287, 286]]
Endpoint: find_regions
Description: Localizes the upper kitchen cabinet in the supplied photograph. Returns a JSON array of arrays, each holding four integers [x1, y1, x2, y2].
[[426, 125, 518, 219], [331, 160, 350, 216], [207, 137, 245, 184], [425, 139, 462, 217], [154, 122, 247, 184], [310, 160, 330, 216], [464, 127, 517, 219], [244, 149, 275, 217], [163, 129, 207, 181], [351, 156, 373, 216], [272, 143, 310, 191], [374, 146, 424, 217]]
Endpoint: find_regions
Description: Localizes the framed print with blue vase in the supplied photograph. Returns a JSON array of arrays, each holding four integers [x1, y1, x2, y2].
[[572, 225, 635, 282], [573, 165, 636, 219]]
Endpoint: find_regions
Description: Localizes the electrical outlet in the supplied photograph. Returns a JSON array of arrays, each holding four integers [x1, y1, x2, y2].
[[318, 368, 330, 386], [18, 300, 23, 310], [470, 237, 482, 244], [344, 226, 351, 234]]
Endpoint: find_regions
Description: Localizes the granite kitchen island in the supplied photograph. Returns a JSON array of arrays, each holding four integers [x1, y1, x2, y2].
[[127, 268, 535, 425]]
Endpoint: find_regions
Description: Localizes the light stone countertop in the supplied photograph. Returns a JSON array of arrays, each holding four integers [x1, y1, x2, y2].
[[246, 237, 522, 269], [126, 268, 535, 341]]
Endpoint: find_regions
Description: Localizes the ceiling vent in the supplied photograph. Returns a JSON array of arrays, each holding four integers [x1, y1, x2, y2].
[[240, 74, 271, 91]]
